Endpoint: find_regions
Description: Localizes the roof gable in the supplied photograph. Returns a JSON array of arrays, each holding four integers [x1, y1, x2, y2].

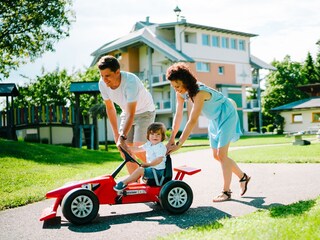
[[70, 82, 99, 94], [0, 83, 19, 97], [90, 26, 193, 66], [271, 97, 320, 111]]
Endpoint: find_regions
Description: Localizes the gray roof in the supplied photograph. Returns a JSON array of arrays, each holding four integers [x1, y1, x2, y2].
[[70, 82, 99, 94], [250, 55, 276, 71], [271, 97, 320, 111], [158, 22, 258, 37], [0, 83, 19, 97], [91, 27, 193, 66]]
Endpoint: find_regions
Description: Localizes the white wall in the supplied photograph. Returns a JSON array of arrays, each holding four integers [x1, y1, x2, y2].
[[281, 109, 320, 133]]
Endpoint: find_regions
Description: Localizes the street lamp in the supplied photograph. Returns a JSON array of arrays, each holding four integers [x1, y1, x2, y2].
[[174, 6, 181, 22]]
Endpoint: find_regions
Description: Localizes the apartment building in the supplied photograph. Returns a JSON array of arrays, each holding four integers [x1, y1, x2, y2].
[[91, 17, 275, 136]]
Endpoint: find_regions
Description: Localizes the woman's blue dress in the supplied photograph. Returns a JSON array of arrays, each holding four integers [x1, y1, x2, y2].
[[182, 83, 242, 148]]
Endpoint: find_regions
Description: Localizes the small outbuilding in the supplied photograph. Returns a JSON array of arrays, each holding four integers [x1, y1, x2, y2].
[[0, 83, 19, 140]]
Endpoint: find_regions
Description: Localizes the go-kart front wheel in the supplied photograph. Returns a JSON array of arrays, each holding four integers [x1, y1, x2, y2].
[[61, 188, 99, 225], [159, 180, 193, 214]]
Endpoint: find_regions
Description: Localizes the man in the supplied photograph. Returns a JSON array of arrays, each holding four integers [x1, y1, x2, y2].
[[98, 55, 156, 174]]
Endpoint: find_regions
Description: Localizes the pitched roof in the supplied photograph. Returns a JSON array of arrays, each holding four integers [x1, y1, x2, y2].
[[0, 83, 19, 97], [271, 97, 320, 111], [250, 55, 276, 71], [158, 21, 258, 37], [90, 27, 193, 66]]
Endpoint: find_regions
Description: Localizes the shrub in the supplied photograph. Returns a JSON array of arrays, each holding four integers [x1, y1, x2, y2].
[[261, 127, 267, 133], [250, 127, 257, 132], [267, 124, 275, 132]]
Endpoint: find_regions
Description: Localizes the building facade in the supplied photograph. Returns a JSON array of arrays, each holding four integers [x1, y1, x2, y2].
[[91, 18, 275, 136]]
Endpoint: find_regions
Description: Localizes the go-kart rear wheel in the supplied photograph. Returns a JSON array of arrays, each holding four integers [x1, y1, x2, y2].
[[61, 188, 99, 225], [159, 180, 193, 214]]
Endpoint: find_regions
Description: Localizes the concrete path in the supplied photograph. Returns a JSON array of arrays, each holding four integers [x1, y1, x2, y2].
[[1, 148, 320, 240]]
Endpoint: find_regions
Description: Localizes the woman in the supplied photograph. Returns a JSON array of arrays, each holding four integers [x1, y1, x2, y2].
[[166, 62, 250, 202]]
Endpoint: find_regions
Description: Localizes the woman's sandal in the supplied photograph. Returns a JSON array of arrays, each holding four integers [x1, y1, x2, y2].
[[212, 190, 232, 202], [239, 173, 251, 196]]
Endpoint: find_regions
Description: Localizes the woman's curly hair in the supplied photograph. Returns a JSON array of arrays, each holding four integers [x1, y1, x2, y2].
[[166, 62, 199, 101]]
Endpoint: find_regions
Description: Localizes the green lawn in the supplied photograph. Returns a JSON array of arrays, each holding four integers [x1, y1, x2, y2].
[[0, 139, 123, 210], [159, 197, 320, 240], [0, 135, 319, 240]]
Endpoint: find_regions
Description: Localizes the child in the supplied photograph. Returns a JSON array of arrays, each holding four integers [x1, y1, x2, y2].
[[113, 122, 167, 191]]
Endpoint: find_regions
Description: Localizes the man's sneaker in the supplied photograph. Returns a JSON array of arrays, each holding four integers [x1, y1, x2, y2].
[[113, 181, 127, 191]]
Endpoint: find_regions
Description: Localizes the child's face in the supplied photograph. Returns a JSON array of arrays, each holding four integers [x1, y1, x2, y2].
[[148, 130, 162, 145]]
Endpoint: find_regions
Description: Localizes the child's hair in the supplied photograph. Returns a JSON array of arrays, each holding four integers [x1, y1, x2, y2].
[[146, 122, 166, 141]]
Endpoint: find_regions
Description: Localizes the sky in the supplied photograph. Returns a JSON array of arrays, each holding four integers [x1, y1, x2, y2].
[[5, 0, 320, 86]]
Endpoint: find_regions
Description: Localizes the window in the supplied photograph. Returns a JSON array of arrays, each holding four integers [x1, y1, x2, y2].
[[218, 66, 224, 75], [230, 38, 237, 49], [221, 37, 229, 48], [196, 62, 210, 72], [212, 35, 220, 47], [312, 112, 320, 122], [202, 34, 210, 46], [292, 113, 303, 123], [184, 32, 197, 44], [239, 40, 246, 51]]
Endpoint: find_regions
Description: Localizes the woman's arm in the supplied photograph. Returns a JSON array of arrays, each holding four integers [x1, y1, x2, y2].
[[168, 91, 208, 153], [167, 93, 184, 145]]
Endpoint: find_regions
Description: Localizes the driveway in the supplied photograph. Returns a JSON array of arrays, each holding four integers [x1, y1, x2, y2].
[[1, 148, 320, 240]]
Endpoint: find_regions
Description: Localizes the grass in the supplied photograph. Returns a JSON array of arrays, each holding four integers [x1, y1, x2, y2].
[[158, 197, 320, 240], [0, 139, 123, 210], [229, 143, 320, 163]]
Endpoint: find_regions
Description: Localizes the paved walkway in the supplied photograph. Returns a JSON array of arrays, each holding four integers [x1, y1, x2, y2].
[[1, 148, 320, 240]]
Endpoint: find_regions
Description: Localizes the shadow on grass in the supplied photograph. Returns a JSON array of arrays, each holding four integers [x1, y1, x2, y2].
[[269, 199, 316, 218], [231, 196, 316, 218]]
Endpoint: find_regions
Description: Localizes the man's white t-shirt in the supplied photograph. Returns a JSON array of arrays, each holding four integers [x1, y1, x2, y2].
[[99, 71, 155, 114]]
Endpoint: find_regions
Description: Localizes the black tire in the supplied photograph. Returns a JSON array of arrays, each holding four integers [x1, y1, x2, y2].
[[61, 188, 99, 225], [159, 180, 193, 214]]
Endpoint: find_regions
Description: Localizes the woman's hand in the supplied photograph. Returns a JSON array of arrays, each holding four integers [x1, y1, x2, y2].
[[166, 143, 180, 155]]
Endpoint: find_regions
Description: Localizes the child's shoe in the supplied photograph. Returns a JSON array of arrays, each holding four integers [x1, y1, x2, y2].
[[113, 181, 127, 191]]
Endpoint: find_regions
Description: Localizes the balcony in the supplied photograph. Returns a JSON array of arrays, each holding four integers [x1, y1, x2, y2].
[[155, 100, 172, 114], [152, 73, 169, 86], [243, 99, 260, 112]]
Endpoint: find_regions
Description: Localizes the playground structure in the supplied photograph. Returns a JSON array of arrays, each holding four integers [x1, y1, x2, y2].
[[0, 82, 100, 149]]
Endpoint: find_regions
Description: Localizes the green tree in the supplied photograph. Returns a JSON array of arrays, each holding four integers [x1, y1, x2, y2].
[[262, 56, 309, 121], [0, 0, 75, 80], [302, 52, 318, 84], [73, 66, 102, 122], [314, 40, 320, 82], [14, 68, 73, 107]]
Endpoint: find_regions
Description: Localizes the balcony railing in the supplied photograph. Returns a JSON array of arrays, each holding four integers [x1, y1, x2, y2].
[[152, 73, 168, 85], [155, 100, 171, 110], [246, 99, 260, 109]]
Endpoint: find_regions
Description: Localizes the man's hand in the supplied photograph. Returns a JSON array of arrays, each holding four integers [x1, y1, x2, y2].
[[116, 136, 132, 156]]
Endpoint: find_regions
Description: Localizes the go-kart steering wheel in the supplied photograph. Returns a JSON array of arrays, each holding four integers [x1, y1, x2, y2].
[[119, 146, 141, 167]]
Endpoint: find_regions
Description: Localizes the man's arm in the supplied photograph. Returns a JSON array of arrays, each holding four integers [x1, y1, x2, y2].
[[119, 101, 137, 138], [104, 99, 119, 142]]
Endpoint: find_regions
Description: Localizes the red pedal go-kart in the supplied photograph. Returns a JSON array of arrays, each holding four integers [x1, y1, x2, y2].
[[40, 148, 201, 225]]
